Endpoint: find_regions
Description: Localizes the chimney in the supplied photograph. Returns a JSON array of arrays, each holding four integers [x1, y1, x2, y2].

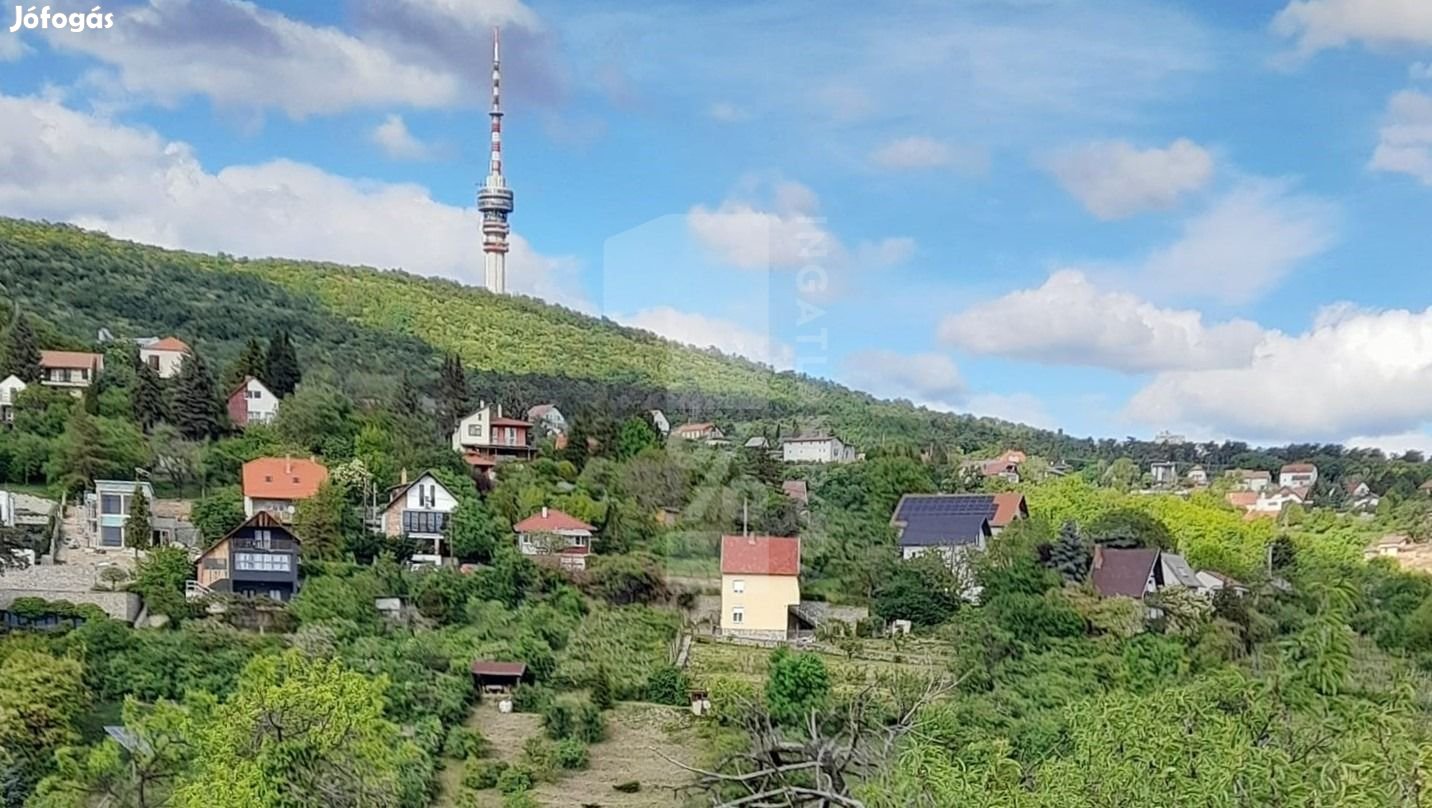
[[497, 403, 503, 418], [1092, 544, 1105, 570], [285, 454, 292, 474], [400, 468, 408, 485], [541, 506, 549, 518]]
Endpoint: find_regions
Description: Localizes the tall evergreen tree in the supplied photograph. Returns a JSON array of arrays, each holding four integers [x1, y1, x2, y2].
[[132, 360, 167, 431], [396, 368, 421, 415], [1047, 521, 1091, 583], [53, 408, 104, 492], [264, 330, 301, 398], [125, 485, 153, 557], [2, 313, 41, 383], [436, 353, 469, 433], [224, 337, 268, 390], [173, 350, 222, 440]]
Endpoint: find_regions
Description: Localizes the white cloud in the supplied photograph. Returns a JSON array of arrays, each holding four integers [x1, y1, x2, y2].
[[1127, 304, 1432, 442], [938, 270, 1266, 373], [1127, 179, 1337, 303], [1370, 90, 1432, 184], [869, 136, 988, 174], [1345, 430, 1432, 456], [0, 33, 30, 62], [1044, 138, 1214, 219], [0, 92, 587, 310], [842, 350, 966, 410], [615, 307, 794, 370], [370, 114, 433, 160], [1272, 0, 1432, 57], [707, 101, 750, 123]]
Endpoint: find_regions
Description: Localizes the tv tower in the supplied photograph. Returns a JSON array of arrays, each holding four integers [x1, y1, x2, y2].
[[478, 26, 514, 294]]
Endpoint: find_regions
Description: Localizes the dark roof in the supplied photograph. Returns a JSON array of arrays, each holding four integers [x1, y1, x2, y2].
[[470, 661, 527, 677], [896, 512, 991, 547], [1091, 547, 1159, 599], [1159, 552, 1201, 589], [891, 493, 1022, 542]]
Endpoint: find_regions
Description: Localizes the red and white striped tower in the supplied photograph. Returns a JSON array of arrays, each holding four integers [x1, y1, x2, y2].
[[478, 26, 514, 294]]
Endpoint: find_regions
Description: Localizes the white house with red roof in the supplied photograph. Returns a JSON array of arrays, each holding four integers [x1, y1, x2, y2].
[[720, 534, 801, 641], [39, 350, 103, 392], [138, 336, 191, 379], [451, 402, 536, 468], [513, 506, 594, 570]]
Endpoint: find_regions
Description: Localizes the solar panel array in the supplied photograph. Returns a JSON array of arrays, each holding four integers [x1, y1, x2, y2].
[[894, 494, 996, 522], [894, 495, 996, 547]]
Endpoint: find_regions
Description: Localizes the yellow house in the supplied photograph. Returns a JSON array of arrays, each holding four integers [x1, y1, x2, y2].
[[720, 535, 801, 641]]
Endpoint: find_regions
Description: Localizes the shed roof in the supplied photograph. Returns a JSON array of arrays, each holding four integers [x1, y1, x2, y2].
[[470, 661, 527, 677]]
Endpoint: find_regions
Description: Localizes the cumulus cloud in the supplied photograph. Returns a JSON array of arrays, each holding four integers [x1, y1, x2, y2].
[[370, 114, 433, 160], [1272, 0, 1432, 57], [0, 92, 586, 309], [614, 307, 794, 370], [938, 270, 1266, 373], [1126, 304, 1432, 441], [707, 101, 750, 123], [870, 137, 988, 174], [842, 350, 966, 410], [1044, 138, 1214, 219], [1370, 90, 1432, 184]]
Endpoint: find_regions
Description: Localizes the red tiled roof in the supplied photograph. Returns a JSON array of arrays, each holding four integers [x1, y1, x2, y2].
[[781, 480, 809, 504], [513, 508, 594, 533], [1281, 463, 1316, 473], [470, 661, 526, 677], [147, 337, 191, 353], [721, 535, 800, 576], [1091, 546, 1159, 599], [242, 457, 328, 500], [39, 350, 102, 369], [990, 492, 1027, 527], [490, 416, 532, 427], [1225, 491, 1258, 509]]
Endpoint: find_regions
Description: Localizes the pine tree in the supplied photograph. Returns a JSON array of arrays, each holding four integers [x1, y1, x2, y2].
[[133, 359, 168, 431], [173, 350, 222, 440], [224, 337, 268, 390], [125, 485, 153, 557], [396, 368, 421, 415], [265, 330, 301, 398], [2, 313, 41, 382], [590, 664, 615, 710], [1047, 521, 1091, 583], [436, 353, 469, 433]]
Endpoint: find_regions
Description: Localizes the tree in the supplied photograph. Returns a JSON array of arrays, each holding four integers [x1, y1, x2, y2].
[[435, 352, 468, 433], [1101, 457, 1141, 491], [263, 330, 301, 398], [589, 665, 615, 711], [190, 486, 246, 541], [1046, 521, 1090, 582], [292, 480, 348, 560], [0, 650, 89, 802], [1086, 507, 1174, 549], [132, 359, 168, 431], [131, 546, 193, 619], [224, 337, 268, 391], [615, 415, 658, 460], [586, 554, 667, 605], [50, 407, 104, 491], [2, 312, 41, 382], [446, 497, 506, 563], [872, 553, 964, 628], [765, 649, 830, 726], [125, 485, 153, 557], [274, 383, 355, 455], [149, 424, 202, 495], [172, 350, 223, 441]]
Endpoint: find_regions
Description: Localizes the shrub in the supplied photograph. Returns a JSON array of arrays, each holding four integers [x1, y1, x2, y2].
[[462, 758, 508, 791], [542, 698, 605, 742], [541, 700, 576, 739], [765, 649, 831, 725], [644, 664, 688, 705], [590, 664, 615, 710], [444, 725, 490, 760], [502, 791, 540, 808], [555, 737, 589, 770], [614, 781, 642, 794], [512, 682, 554, 713], [496, 764, 535, 795], [521, 736, 558, 781], [573, 700, 606, 743]]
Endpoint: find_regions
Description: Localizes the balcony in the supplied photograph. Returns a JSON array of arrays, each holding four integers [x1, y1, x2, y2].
[[402, 511, 449, 536]]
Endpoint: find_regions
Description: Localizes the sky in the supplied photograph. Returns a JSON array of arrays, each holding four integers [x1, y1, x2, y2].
[[3, 0, 1432, 451]]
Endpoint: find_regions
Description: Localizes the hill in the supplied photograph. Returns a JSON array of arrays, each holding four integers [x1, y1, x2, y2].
[[0, 217, 1057, 454]]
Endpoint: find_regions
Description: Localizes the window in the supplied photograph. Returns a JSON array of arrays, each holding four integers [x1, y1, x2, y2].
[[504, 427, 517, 445], [731, 607, 744, 625], [100, 494, 123, 515], [468, 424, 481, 436], [235, 552, 291, 573], [253, 529, 272, 550], [100, 525, 123, 547], [146, 355, 159, 370], [403, 511, 448, 535], [732, 579, 745, 593], [264, 475, 273, 483]]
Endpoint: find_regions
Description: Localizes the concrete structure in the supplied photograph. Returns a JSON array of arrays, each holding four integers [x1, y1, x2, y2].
[[478, 27, 514, 294], [1279, 463, 1318, 489], [1365, 534, 1412, 560], [1150, 461, 1178, 486], [451, 402, 535, 466], [649, 410, 670, 436], [382, 470, 459, 563], [226, 376, 280, 428], [514, 507, 594, 570], [0, 374, 25, 424], [87, 480, 155, 549], [39, 350, 103, 392], [194, 511, 302, 601], [720, 535, 801, 641], [137, 336, 190, 379], [781, 435, 856, 464], [241, 457, 328, 519]]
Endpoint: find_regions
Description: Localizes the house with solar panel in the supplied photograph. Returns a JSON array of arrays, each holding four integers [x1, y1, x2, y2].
[[889, 493, 1028, 594]]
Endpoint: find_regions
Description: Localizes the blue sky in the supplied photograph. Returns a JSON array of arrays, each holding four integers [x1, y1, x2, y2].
[[3, 0, 1432, 450]]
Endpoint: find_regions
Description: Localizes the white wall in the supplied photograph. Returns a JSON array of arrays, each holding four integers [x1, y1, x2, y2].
[[451, 407, 492, 451], [139, 348, 187, 379], [242, 378, 280, 423], [401, 475, 459, 513], [783, 439, 851, 463]]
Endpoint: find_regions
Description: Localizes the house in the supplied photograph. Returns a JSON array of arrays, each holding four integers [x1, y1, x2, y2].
[[1279, 463, 1318, 489], [193, 511, 302, 601], [720, 534, 801, 641], [1225, 491, 1259, 513], [226, 376, 280, 428], [744, 436, 770, 450], [137, 336, 191, 379], [1252, 486, 1307, 514], [971, 449, 1025, 483], [1186, 465, 1209, 486], [781, 435, 856, 464], [241, 456, 328, 519], [781, 480, 809, 506], [1091, 546, 1160, 600], [381, 470, 459, 563], [39, 350, 103, 392], [1228, 469, 1273, 492], [1196, 570, 1248, 595], [1421, 479, 1432, 496], [889, 495, 1000, 594], [451, 402, 536, 466], [525, 404, 568, 436], [1365, 534, 1412, 560], [0, 374, 24, 424], [87, 480, 155, 550], [674, 422, 724, 442], [892, 492, 1027, 538], [1158, 552, 1203, 592], [1150, 461, 1178, 486], [649, 409, 671, 436], [1343, 479, 1380, 511], [513, 507, 594, 570]]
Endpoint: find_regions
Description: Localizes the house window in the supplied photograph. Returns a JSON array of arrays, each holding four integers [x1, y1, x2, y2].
[[732, 579, 745, 593], [505, 427, 517, 445], [468, 424, 481, 437], [264, 475, 273, 483], [253, 529, 272, 550], [235, 552, 291, 573], [100, 494, 123, 515], [731, 607, 744, 625], [100, 525, 123, 547], [146, 355, 159, 371]]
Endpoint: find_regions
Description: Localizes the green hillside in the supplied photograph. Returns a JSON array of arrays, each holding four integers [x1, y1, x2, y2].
[[0, 217, 1055, 454]]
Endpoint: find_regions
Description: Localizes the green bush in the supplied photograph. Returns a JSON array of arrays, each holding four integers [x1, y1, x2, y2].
[[444, 725, 490, 760], [555, 737, 590, 770], [496, 764, 535, 795], [461, 758, 508, 791], [541, 697, 605, 742], [644, 663, 688, 705], [521, 736, 558, 781], [512, 682, 554, 713]]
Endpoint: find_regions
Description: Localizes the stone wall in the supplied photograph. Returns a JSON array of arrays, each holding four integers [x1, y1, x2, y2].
[[0, 588, 140, 622]]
